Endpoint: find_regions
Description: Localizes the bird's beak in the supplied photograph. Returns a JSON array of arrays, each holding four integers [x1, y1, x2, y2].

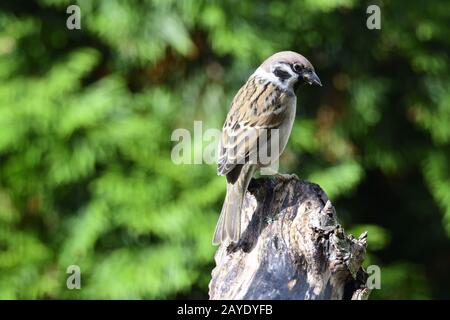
[[303, 70, 322, 87]]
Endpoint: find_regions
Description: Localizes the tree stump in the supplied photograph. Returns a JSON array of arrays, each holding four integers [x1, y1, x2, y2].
[[209, 176, 370, 300]]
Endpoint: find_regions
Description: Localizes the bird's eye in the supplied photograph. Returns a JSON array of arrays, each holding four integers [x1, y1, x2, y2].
[[293, 63, 303, 73]]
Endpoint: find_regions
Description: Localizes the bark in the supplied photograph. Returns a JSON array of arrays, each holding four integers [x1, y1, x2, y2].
[[209, 176, 370, 300]]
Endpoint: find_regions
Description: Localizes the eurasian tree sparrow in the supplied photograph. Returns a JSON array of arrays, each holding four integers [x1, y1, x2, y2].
[[213, 51, 321, 245]]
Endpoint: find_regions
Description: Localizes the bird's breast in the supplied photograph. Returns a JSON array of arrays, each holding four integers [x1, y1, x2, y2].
[[278, 96, 296, 154]]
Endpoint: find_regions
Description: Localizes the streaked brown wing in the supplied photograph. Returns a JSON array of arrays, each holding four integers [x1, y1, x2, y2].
[[217, 77, 289, 176]]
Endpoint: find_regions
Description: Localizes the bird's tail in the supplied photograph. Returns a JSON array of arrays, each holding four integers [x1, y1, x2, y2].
[[212, 183, 243, 245], [212, 165, 255, 245]]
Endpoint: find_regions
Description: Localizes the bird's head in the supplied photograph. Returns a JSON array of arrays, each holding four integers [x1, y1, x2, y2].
[[257, 51, 321, 91]]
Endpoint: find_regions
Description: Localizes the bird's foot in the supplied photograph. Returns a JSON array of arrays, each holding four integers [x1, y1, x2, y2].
[[260, 167, 299, 181], [275, 172, 299, 181]]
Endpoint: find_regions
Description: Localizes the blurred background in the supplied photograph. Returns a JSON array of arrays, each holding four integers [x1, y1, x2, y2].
[[0, 0, 449, 299]]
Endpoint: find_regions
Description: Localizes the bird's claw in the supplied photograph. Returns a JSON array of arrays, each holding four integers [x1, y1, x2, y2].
[[276, 173, 299, 181]]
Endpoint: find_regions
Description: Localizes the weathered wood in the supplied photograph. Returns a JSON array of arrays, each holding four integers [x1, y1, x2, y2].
[[209, 176, 370, 300]]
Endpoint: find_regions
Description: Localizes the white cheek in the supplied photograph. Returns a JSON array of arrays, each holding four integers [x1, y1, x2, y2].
[[252, 67, 297, 91], [286, 74, 299, 87]]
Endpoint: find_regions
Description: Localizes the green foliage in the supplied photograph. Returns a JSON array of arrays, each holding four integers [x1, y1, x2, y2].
[[0, 0, 449, 299], [370, 262, 431, 300]]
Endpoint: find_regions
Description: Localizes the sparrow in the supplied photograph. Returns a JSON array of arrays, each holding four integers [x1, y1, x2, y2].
[[213, 51, 321, 245]]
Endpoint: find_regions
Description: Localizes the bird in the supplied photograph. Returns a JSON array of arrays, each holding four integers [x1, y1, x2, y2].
[[213, 51, 321, 246]]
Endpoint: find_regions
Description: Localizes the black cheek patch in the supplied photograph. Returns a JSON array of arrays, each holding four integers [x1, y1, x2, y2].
[[273, 68, 291, 82]]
